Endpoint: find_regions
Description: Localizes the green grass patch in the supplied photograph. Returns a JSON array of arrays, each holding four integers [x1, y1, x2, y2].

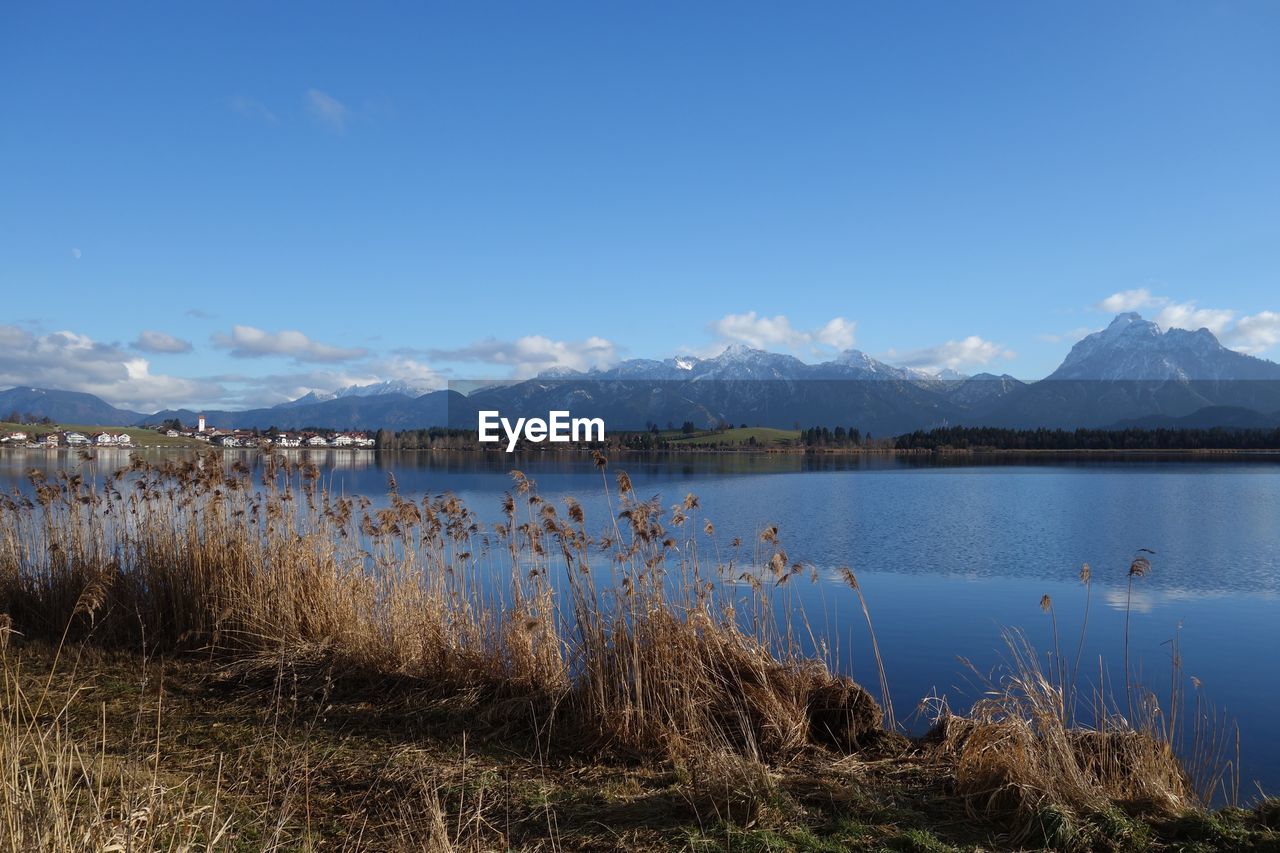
[[665, 427, 801, 447]]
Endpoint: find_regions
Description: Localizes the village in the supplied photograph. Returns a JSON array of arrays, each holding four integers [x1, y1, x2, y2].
[[161, 416, 376, 449], [0, 429, 135, 449], [0, 413, 376, 450]]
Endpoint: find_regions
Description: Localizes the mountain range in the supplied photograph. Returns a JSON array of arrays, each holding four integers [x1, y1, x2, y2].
[[4, 313, 1280, 435]]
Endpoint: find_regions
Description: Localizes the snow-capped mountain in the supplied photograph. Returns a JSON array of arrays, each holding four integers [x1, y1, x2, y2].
[[481, 343, 964, 434], [819, 348, 921, 379], [274, 390, 336, 408], [332, 379, 438, 399], [682, 344, 810, 381], [966, 313, 1280, 428], [1049, 312, 1280, 381], [537, 344, 927, 383], [275, 379, 437, 409]]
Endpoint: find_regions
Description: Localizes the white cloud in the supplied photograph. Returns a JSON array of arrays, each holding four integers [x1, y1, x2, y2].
[[305, 89, 348, 131], [206, 356, 445, 409], [229, 95, 279, 125], [1097, 288, 1164, 313], [889, 336, 1014, 373], [709, 311, 856, 355], [711, 312, 808, 349], [1152, 303, 1235, 336], [1223, 311, 1280, 355], [0, 325, 221, 412], [371, 354, 446, 389], [203, 370, 371, 408], [1094, 289, 1280, 357], [211, 325, 368, 363], [814, 317, 857, 350], [426, 335, 620, 378], [1096, 288, 1234, 336], [70, 248, 82, 260], [131, 330, 193, 354], [1039, 326, 1100, 344]]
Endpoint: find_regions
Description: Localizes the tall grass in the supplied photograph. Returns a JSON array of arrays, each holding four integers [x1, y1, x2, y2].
[[0, 452, 883, 766], [927, 553, 1240, 847], [0, 620, 230, 850]]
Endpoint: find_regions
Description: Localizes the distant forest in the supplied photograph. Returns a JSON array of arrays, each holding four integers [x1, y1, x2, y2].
[[894, 426, 1280, 451], [373, 428, 475, 450], [369, 424, 1280, 453]]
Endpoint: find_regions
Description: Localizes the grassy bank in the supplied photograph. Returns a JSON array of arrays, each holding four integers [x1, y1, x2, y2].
[[664, 427, 802, 447], [0, 452, 1272, 850], [0, 420, 205, 448]]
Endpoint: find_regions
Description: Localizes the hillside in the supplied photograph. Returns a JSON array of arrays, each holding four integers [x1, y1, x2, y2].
[[0, 387, 142, 426], [665, 426, 801, 447]]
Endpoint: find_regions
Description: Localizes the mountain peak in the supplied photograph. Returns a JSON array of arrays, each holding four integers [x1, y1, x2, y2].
[[1109, 311, 1144, 327], [715, 342, 762, 359], [1050, 313, 1280, 381], [331, 379, 436, 399], [836, 349, 875, 366], [1103, 312, 1161, 338], [536, 366, 585, 379]]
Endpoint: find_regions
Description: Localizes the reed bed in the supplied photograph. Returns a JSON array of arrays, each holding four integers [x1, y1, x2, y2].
[[0, 452, 881, 766], [0, 451, 1250, 849]]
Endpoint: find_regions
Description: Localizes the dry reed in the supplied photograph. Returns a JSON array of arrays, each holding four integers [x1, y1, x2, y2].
[[0, 453, 884, 768]]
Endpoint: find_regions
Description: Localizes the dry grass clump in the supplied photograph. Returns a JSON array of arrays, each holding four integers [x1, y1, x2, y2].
[[0, 624, 229, 850], [930, 628, 1203, 846], [917, 555, 1240, 846], [1069, 730, 1192, 811], [570, 604, 882, 762], [680, 751, 793, 830], [0, 629, 515, 852]]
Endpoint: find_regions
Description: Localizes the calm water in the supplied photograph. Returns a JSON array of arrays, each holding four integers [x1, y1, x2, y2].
[[5, 449, 1279, 795]]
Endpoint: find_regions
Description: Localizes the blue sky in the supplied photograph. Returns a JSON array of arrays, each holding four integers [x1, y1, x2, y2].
[[2, 1, 1279, 411]]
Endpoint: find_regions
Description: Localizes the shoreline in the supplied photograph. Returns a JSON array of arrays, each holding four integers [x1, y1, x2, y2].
[[9, 639, 1276, 852], [8, 444, 1280, 459]]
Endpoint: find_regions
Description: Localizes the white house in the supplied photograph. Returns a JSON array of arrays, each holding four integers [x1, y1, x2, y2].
[[274, 434, 301, 448], [65, 432, 90, 446], [331, 433, 355, 447], [3, 431, 28, 443], [305, 435, 329, 447], [115, 433, 133, 446], [93, 433, 118, 446]]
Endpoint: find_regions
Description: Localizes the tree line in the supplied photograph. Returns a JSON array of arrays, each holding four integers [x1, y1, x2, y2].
[[894, 426, 1280, 451], [800, 426, 865, 447], [374, 428, 478, 450]]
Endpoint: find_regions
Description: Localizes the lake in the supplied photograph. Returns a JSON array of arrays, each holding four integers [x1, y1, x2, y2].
[[4, 448, 1278, 796]]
